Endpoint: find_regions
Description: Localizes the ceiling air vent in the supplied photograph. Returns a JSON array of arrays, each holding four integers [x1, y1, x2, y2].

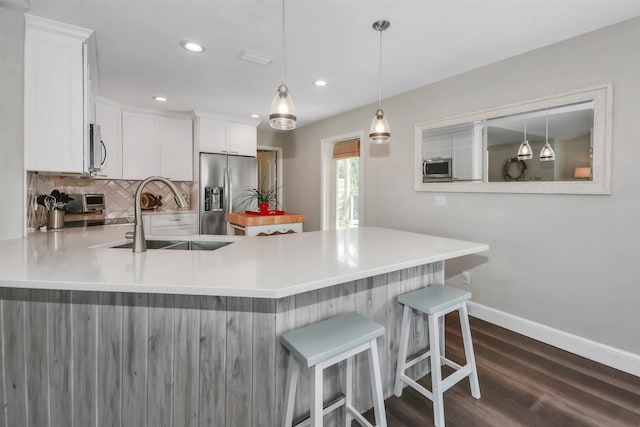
[[238, 49, 273, 66]]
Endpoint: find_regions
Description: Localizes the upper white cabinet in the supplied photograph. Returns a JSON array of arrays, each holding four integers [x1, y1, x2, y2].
[[122, 111, 160, 180], [24, 15, 93, 173], [121, 109, 193, 181], [194, 113, 259, 157], [160, 117, 194, 181], [95, 99, 122, 179]]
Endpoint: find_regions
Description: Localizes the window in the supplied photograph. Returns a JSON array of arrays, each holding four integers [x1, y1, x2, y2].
[[322, 133, 363, 230]]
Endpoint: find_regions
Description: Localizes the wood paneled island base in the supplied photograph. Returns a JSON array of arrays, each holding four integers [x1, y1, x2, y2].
[[1, 263, 442, 427]]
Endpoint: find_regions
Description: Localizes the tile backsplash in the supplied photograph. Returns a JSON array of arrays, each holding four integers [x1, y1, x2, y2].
[[27, 172, 194, 229]]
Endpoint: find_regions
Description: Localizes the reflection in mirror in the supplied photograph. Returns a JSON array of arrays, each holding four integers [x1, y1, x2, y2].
[[415, 84, 611, 194], [486, 101, 593, 182]]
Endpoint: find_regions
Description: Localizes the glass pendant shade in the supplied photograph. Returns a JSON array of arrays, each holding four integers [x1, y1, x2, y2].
[[539, 114, 555, 161], [517, 139, 533, 160], [539, 142, 556, 161], [269, 84, 296, 130], [369, 109, 391, 143]]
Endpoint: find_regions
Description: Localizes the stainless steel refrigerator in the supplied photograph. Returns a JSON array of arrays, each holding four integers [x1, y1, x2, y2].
[[199, 152, 257, 234]]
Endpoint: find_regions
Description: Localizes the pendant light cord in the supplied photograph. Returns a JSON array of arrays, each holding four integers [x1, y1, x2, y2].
[[281, 0, 286, 85], [377, 26, 383, 109]]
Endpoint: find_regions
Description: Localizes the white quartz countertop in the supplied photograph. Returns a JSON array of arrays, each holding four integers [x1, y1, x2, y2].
[[0, 226, 489, 298]]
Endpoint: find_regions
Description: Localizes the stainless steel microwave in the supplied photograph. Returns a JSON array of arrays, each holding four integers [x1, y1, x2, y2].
[[423, 157, 452, 180]]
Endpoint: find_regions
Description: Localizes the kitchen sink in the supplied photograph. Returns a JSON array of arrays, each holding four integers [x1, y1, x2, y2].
[[109, 240, 232, 251]]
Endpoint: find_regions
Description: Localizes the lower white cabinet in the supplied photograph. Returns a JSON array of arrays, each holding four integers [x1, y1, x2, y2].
[[143, 212, 198, 235], [229, 222, 303, 236]]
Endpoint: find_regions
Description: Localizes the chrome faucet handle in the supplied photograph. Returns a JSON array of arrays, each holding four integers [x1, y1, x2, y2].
[[125, 231, 133, 240]]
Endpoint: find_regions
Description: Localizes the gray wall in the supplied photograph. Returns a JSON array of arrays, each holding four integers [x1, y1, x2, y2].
[[277, 17, 640, 355], [0, 6, 24, 239]]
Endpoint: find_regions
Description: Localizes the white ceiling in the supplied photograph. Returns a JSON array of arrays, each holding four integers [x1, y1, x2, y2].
[[27, 0, 640, 130]]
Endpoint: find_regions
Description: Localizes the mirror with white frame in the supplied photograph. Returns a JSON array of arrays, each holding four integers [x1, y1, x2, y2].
[[414, 84, 612, 194]]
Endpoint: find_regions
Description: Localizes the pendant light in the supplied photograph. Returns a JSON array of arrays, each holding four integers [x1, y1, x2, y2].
[[517, 116, 533, 160], [539, 114, 556, 161], [369, 20, 391, 144], [269, 0, 296, 130]]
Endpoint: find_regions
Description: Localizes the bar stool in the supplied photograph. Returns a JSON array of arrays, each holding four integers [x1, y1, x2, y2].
[[394, 285, 480, 427], [281, 311, 388, 427]]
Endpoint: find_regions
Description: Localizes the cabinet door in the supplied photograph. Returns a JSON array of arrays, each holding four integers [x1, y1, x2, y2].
[[160, 117, 193, 181], [95, 101, 122, 179], [196, 118, 228, 154], [228, 123, 257, 156], [24, 28, 85, 173], [122, 111, 160, 179]]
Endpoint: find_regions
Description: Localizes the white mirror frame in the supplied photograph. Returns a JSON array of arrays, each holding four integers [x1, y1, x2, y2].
[[414, 83, 612, 194]]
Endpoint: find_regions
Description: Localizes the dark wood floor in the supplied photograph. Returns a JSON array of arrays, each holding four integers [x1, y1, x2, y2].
[[361, 312, 640, 427]]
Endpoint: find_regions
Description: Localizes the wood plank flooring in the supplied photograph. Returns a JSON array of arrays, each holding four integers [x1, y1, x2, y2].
[[361, 312, 640, 427]]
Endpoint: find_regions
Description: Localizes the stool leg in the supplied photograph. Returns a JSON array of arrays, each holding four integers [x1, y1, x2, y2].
[[344, 357, 353, 427], [459, 303, 481, 399], [368, 338, 388, 427], [394, 305, 412, 397], [311, 365, 324, 427], [283, 354, 300, 427], [428, 313, 445, 427]]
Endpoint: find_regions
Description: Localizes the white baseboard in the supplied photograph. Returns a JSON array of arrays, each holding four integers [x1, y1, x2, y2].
[[467, 301, 640, 378]]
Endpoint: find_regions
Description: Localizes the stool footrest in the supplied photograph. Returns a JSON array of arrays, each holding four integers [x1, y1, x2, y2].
[[401, 374, 433, 400], [404, 349, 432, 370], [292, 395, 345, 427], [441, 364, 473, 394]]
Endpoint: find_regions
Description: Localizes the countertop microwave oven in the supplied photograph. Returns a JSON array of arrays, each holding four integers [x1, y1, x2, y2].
[[66, 193, 105, 214], [423, 157, 452, 180]]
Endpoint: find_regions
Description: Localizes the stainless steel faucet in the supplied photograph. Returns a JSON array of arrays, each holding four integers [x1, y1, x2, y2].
[[130, 176, 188, 253]]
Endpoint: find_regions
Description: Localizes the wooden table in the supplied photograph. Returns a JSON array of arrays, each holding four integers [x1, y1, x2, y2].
[[227, 211, 304, 236]]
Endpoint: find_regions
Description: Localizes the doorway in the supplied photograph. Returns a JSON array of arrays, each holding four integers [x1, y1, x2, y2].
[[321, 131, 364, 230], [257, 146, 283, 207]]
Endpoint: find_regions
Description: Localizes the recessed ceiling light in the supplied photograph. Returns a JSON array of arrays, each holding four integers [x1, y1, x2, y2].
[[250, 114, 260, 118], [313, 80, 328, 87], [180, 41, 205, 53], [153, 96, 168, 102]]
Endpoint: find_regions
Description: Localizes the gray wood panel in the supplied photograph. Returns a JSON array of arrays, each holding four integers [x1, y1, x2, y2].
[[2, 288, 27, 427], [24, 289, 48, 427], [122, 293, 148, 427], [72, 291, 98, 427], [174, 295, 200, 427], [97, 292, 123, 426], [199, 296, 226, 427], [0, 262, 441, 427], [48, 290, 73, 426], [252, 298, 277, 427], [225, 297, 253, 427], [147, 294, 174, 427], [274, 295, 295, 427]]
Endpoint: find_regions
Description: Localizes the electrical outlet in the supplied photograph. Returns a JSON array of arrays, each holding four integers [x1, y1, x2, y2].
[[462, 271, 471, 285], [434, 195, 446, 207]]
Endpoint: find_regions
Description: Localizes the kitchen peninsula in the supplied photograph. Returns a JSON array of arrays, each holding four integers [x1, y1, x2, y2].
[[0, 226, 488, 426]]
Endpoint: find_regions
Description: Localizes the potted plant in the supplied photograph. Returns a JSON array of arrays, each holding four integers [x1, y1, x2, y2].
[[238, 183, 281, 213]]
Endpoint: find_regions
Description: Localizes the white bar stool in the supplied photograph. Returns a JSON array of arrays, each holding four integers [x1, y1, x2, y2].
[[281, 311, 388, 427], [394, 285, 480, 427]]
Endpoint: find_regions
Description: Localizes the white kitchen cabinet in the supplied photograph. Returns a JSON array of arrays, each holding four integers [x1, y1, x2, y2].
[[95, 99, 122, 179], [24, 15, 93, 173], [143, 212, 198, 235], [160, 117, 193, 181], [194, 115, 258, 157], [228, 222, 303, 236], [122, 111, 161, 180]]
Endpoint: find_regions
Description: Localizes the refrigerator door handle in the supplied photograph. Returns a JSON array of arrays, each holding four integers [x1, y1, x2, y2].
[[224, 167, 230, 214]]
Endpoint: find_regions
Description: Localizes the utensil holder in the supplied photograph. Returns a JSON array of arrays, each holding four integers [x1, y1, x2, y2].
[[47, 209, 65, 229]]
